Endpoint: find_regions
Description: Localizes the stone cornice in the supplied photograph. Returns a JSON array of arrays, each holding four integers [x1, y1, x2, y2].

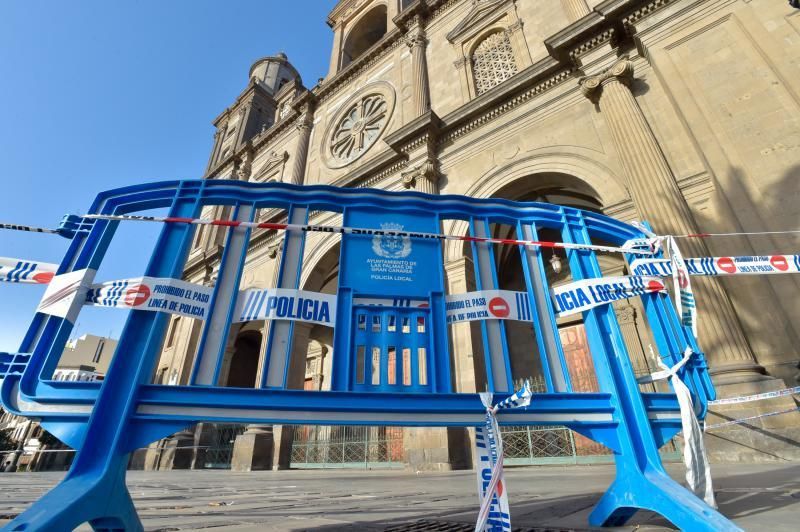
[[437, 56, 571, 144], [384, 110, 443, 155], [329, 147, 405, 189]]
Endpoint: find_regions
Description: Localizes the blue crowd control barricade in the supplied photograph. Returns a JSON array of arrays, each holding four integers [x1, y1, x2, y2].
[[0, 180, 733, 531]]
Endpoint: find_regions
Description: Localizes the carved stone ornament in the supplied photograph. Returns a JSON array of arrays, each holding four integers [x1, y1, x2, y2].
[[267, 241, 283, 259], [235, 151, 253, 181], [580, 58, 634, 101], [401, 159, 440, 190], [322, 81, 396, 169], [253, 150, 289, 181]]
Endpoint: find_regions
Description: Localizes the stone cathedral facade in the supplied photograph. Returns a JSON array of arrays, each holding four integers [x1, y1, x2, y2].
[[145, 0, 800, 472]]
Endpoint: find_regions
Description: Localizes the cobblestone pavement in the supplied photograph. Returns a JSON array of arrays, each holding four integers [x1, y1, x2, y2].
[[0, 463, 798, 531]]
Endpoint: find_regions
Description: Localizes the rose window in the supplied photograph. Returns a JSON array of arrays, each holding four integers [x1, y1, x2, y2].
[[329, 94, 388, 165]]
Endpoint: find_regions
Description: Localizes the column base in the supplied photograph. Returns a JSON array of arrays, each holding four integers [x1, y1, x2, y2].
[[272, 425, 293, 470], [403, 427, 472, 471], [709, 360, 769, 386], [231, 426, 274, 472], [704, 376, 800, 463], [158, 430, 195, 470]]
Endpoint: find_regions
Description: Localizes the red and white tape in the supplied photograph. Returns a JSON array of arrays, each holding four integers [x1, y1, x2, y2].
[[80, 213, 655, 256]]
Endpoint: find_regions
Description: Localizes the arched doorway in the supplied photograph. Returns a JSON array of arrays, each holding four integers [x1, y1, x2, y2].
[[472, 173, 670, 464], [225, 330, 262, 388]]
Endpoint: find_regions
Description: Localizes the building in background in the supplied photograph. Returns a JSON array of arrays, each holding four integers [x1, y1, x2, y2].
[[139, 0, 799, 472], [1, 334, 117, 471]]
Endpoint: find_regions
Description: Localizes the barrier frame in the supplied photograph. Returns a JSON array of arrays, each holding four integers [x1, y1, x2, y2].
[[0, 180, 733, 531]]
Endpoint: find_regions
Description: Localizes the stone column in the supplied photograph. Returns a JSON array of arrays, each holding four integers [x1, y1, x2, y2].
[[289, 108, 313, 185], [231, 425, 274, 471], [272, 322, 312, 470], [445, 257, 482, 394], [401, 160, 439, 195], [405, 18, 431, 118], [580, 59, 760, 384], [327, 22, 344, 78], [561, 0, 590, 22]]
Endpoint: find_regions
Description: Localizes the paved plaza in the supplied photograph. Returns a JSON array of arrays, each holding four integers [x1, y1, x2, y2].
[[0, 463, 798, 531]]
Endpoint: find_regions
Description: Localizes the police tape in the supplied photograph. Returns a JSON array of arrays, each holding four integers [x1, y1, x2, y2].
[[704, 407, 799, 431], [0, 222, 59, 235], [37, 272, 337, 326], [475, 382, 532, 532], [86, 277, 214, 320], [80, 213, 656, 256], [551, 275, 665, 318], [708, 385, 800, 406], [33, 274, 671, 327], [665, 237, 698, 337], [235, 288, 336, 327], [638, 347, 715, 507], [630, 255, 800, 277], [445, 290, 531, 324], [0, 257, 57, 284]]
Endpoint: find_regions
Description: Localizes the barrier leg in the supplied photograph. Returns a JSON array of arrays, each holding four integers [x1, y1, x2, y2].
[[4, 460, 142, 532], [590, 466, 738, 531]]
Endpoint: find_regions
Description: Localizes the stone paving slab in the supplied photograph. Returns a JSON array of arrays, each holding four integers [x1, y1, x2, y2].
[[0, 463, 798, 531]]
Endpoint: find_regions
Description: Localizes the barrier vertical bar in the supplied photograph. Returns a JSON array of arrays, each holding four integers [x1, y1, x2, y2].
[[261, 204, 309, 388], [469, 217, 512, 393], [191, 203, 256, 385], [5, 187, 201, 531], [561, 210, 732, 531], [517, 221, 571, 393]]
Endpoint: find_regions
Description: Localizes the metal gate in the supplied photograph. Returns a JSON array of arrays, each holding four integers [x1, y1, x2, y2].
[[203, 423, 245, 469], [290, 425, 404, 469]]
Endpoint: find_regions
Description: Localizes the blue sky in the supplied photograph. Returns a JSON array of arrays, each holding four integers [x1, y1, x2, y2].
[[0, 0, 337, 351]]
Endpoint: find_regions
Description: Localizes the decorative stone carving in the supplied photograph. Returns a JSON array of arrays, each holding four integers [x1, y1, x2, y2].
[[266, 241, 283, 259], [404, 28, 428, 49], [579, 58, 633, 101], [471, 31, 518, 96], [322, 82, 396, 169], [400, 159, 440, 194], [235, 150, 253, 181], [446, 0, 510, 43], [254, 151, 289, 182]]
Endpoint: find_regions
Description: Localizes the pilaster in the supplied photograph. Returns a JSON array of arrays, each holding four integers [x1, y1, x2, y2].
[[290, 106, 314, 185], [404, 17, 431, 118], [562, 0, 591, 23], [580, 58, 762, 383]]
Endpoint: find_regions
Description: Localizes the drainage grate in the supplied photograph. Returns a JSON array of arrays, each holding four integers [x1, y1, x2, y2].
[[384, 521, 576, 532]]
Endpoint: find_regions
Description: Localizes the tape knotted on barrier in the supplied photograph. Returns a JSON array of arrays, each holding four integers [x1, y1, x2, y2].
[[665, 237, 697, 337], [474, 381, 532, 532], [639, 347, 715, 508]]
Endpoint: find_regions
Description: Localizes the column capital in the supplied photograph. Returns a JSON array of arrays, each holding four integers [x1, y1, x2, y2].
[[404, 26, 428, 49], [401, 159, 439, 192], [580, 58, 634, 100]]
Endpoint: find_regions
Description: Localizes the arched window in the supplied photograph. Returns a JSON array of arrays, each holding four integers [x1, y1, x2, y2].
[[341, 5, 388, 68], [471, 31, 518, 96]]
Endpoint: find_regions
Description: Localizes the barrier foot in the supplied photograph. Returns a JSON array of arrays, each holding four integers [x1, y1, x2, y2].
[[4, 462, 143, 532], [589, 468, 741, 531]]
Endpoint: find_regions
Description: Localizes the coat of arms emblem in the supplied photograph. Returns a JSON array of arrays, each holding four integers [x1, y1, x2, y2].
[[372, 222, 412, 259]]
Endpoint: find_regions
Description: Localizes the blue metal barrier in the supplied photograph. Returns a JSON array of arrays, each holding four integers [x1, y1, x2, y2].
[[0, 180, 733, 531]]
